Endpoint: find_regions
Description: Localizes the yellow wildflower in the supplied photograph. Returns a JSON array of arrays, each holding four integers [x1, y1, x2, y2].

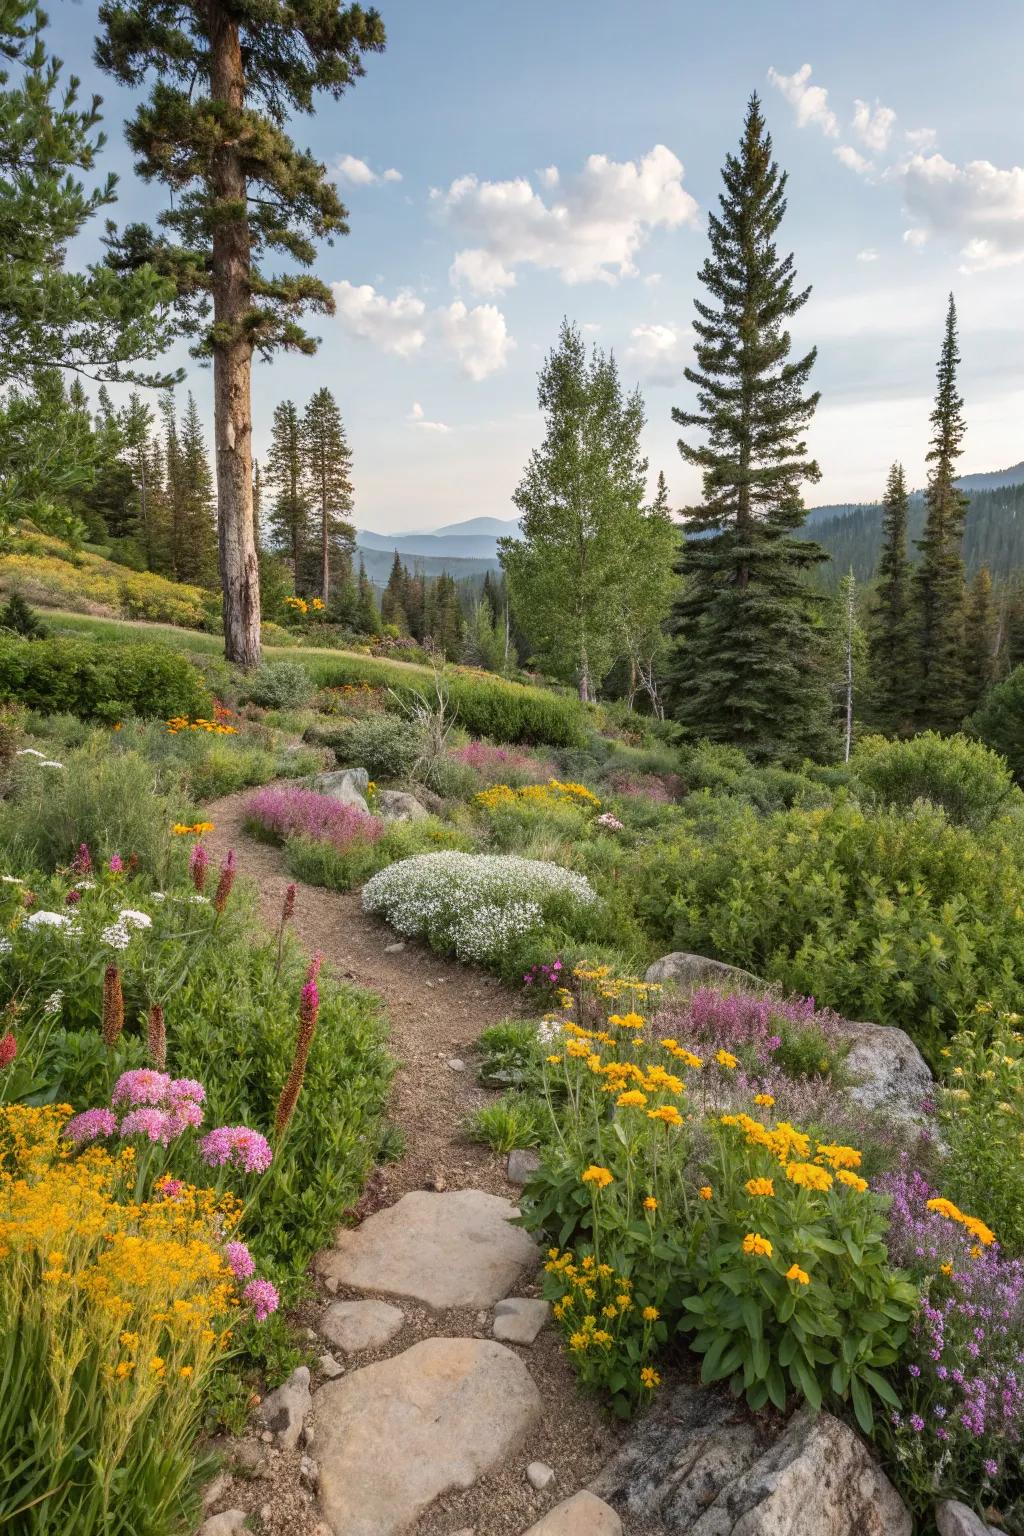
[[742, 1232, 773, 1258], [581, 1165, 614, 1189], [745, 1177, 775, 1198], [640, 1366, 661, 1389], [642, 1305, 659, 1321], [785, 1264, 810, 1286]]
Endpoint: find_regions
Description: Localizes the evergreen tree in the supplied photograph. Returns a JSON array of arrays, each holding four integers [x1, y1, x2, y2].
[[381, 551, 408, 631], [266, 402, 310, 582], [424, 571, 463, 658], [301, 387, 355, 604], [96, 0, 386, 666], [174, 394, 217, 584], [119, 393, 156, 560], [461, 598, 504, 671], [665, 95, 829, 762], [503, 319, 649, 701], [914, 293, 969, 731], [355, 558, 381, 634], [964, 566, 998, 712], [867, 462, 915, 734]]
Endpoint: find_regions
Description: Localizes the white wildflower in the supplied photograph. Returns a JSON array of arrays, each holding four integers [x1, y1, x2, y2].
[[25, 910, 74, 932], [1, 875, 24, 884], [15, 748, 45, 758], [39, 761, 64, 770], [43, 990, 64, 1015], [0, 938, 11, 955], [101, 923, 132, 950], [118, 909, 152, 929]]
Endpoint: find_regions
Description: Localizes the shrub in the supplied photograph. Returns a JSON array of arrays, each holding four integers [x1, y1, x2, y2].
[[450, 739, 556, 786], [0, 635, 210, 721], [313, 712, 422, 781], [245, 785, 383, 849], [968, 666, 1024, 784], [362, 851, 598, 970], [0, 548, 210, 627], [852, 731, 1018, 826], [239, 659, 315, 710], [467, 1094, 546, 1154], [0, 590, 47, 638], [283, 815, 473, 894]]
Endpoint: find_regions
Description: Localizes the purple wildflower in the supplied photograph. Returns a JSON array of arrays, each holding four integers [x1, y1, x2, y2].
[[225, 1241, 256, 1280], [108, 854, 124, 874], [112, 1069, 172, 1107], [244, 787, 384, 850], [200, 1125, 273, 1174], [62, 1107, 117, 1143], [243, 1277, 280, 1321], [119, 1107, 173, 1143]]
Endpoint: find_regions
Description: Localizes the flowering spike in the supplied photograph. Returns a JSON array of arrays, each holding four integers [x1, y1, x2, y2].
[[72, 842, 92, 875], [213, 849, 237, 914], [189, 841, 209, 893], [282, 883, 297, 925], [147, 1004, 167, 1070], [0, 1031, 16, 1069], [102, 966, 125, 1048], [275, 962, 323, 1138]]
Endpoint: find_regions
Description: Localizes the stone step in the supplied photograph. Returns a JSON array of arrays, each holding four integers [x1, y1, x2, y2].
[[520, 1491, 623, 1535]]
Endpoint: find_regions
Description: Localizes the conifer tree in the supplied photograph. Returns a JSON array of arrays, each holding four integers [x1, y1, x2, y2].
[[174, 393, 217, 585], [355, 558, 381, 634], [381, 551, 408, 631], [266, 401, 310, 583], [868, 462, 915, 734], [964, 566, 998, 712], [301, 386, 355, 604], [914, 294, 969, 731], [665, 95, 828, 761], [96, 0, 385, 666]]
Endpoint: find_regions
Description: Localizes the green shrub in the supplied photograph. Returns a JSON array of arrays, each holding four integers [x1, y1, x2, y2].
[[477, 1019, 548, 1093], [239, 659, 315, 710], [936, 1013, 1024, 1257], [0, 635, 210, 721], [467, 1094, 546, 1154], [284, 815, 471, 893], [852, 731, 1018, 826], [968, 667, 1024, 784], [313, 712, 422, 780]]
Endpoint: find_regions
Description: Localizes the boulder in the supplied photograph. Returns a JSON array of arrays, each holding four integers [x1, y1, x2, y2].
[[317, 1190, 538, 1310], [311, 768, 370, 812], [313, 1337, 541, 1536], [198, 1513, 249, 1536], [506, 1148, 542, 1185], [376, 788, 429, 822], [493, 1297, 550, 1346], [644, 952, 761, 992], [841, 1017, 933, 1120], [935, 1502, 997, 1536], [521, 1491, 622, 1535], [257, 1365, 311, 1451], [320, 1299, 404, 1354]]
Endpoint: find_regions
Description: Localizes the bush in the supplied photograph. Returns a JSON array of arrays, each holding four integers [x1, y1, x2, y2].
[[245, 785, 383, 849], [313, 712, 422, 781], [936, 1010, 1024, 1257], [239, 659, 315, 710], [0, 635, 210, 721], [852, 731, 1018, 826], [467, 1094, 546, 1154], [969, 666, 1024, 784]]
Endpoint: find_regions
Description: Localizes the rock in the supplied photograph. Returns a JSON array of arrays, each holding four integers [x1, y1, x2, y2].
[[320, 1299, 405, 1354], [527, 1461, 555, 1491], [311, 767, 370, 812], [202, 1473, 232, 1508], [384, 941, 405, 953], [447, 1057, 466, 1072], [232, 1441, 264, 1476], [425, 1172, 447, 1192], [936, 1502, 997, 1536], [493, 1297, 550, 1346], [506, 1148, 542, 1185], [841, 1017, 933, 1120], [300, 1455, 320, 1491], [313, 1337, 542, 1536], [318, 1352, 345, 1379], [376, 788, 429, 822], [521, 1491, 623, 1535], [644, 951, 761, 992], [318, 1189, 538, 1310], [257, 1365, 311, 1452], [198, 1512, 249, 1536]]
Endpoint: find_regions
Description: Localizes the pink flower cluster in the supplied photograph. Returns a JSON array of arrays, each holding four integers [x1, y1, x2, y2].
[[243, 1277, 280, 1321], [199, 1124, 274, 1174], [450, 740, 554, 785], [245, 786, 384, 851], [606, 770, 682, 804]]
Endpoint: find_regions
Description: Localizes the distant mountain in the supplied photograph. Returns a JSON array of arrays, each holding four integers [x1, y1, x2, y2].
[[355, 545, 501, 586], [355, 515, 520, 567]]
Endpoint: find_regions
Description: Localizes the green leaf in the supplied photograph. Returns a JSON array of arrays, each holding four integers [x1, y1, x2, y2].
[[850, 1375, 875, 1435]]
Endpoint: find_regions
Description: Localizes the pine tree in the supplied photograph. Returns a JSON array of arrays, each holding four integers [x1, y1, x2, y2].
[[964, 566, 998, 712], [175, 394, 218, 585], [355, 558, 381, 635], [868, 462, 915, 734], [914, 294, 969, 731], [96, 0, 386, 666], [381, 551, 408, 631], [301, 387, 355, 605], [266, 402, 310, 583], [119, 393, 156, 561], [665, 95, 829, 762]]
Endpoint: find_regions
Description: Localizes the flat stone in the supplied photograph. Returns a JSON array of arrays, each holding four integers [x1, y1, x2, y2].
[[321, 1299, 405, 1353], [257, 1365, 311, 1451], [493, 1297, 550, 1346], [318, 1190, 538, 1310], [506, 1147, 541, 1185], [232, 1441, 263, 1476], [318, 1352, 345, 1379], [527, 1461, 555, 1491], [199, 1513, 249, 1536], [447, 1057, 466, 1072], [314, 1337, 542, 1536], [936, 1502, 997, 1536], [202, 1473, 232, 1508], [311, 767, 370, 812], [384, 941, 405, 953], [644, 951, 761, 992], [521, 1491, 622, 1535]]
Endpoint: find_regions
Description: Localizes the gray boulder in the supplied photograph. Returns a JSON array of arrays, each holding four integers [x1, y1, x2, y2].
[[257, 1365, 311, 1451], [376, 788, 429, 822], [644, 952, 761, 992], [935, 1501, 998, 1536], [311, 768, 370, 813], [842, 1017, 933, 1120]]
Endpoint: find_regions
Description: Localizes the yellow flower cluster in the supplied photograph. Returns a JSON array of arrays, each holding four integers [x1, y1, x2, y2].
[[284, 594, 325, 615], [925, 1196, 996, 1247], [745, 1177, 775, 1198], [172, 821, 214, 836], [544, 1248, 661, 1395], [474, 778, 602, 813], [166, 716, 237, 736], [581, 1164, 614, 1189], [742, 1231, 773, 1257]]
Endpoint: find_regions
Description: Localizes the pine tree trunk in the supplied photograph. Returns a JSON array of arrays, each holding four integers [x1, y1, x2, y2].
[[210, 5, 261, 669]]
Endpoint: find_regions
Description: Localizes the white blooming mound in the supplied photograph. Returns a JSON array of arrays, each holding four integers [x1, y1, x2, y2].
[[362, 851, 597, 965]]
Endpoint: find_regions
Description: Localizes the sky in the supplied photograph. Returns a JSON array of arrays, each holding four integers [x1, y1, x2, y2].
[[61, 0, 1024, 533]]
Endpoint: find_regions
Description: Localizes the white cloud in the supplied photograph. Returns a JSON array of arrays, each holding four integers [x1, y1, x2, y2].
[[643, 272, 663, 287], [767, 64, 839, 138], [856, 248, 879, 262], [440, 144, 699, 294], [408, 402, 451, 434], [332, 282, 427, 357], [582, 322, 602, 333], [624, 322, 691, 385], [835, 144, 872, 176], [335, 154, 402, 186], [905, 127, 937, 152], [437, 300, 514, 381], [900, 151, 1024, 270], [903, 228, 929, 248], [852, 98, 896, 153]]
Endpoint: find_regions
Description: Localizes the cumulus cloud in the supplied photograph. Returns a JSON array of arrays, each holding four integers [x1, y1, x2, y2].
[[439, 144, 699, 294], [835, 144, 872, 176], [852, 98, 897, 153], [408, 402, 451, 433], [767, 64, 839, 137], [335, 154, 402, 186], [905, 127, 938, 151], [900, 151, 1024, 270], [902, 227, 929, 248], [332, 281, 512, 379], [624, 322, 691, 385]]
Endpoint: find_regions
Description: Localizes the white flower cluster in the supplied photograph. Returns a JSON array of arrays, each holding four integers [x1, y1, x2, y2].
[[362, 852, 596, 966], [43, 989, 64, 1015], [102, 907, 153, 949]]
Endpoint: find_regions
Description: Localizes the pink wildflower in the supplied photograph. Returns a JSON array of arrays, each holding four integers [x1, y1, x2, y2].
[[71, 843, 92, 876], [189, 842, 209, 894], [213, 850, 237, 914], [200, 1125, 273, 1174], [155, 1177, 184, 1200], [0, 1031, 15, 1069], [168, 1077, 206, 1104], [243, 1277, 280, 1321], [108, 854, 124, 874], [225, 1241, 256, 1279], [62, 1107, 117, 1143], [119, 1107, 173, 1143], [112, 1069, 172, 1107], [65, 888, 81, 906]]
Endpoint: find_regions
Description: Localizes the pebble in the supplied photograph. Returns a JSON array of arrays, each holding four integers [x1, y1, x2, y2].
[[384, 942, 405, 953], [232, 1440, 263, 1475], [198, 1512, 248, 1536], [300, 1455, 319, 1490], [447, 1057, 466, 1072], [318, 1351, 345, 1379], [527, 1461, 555, 1491], [260, 1503, 272, 1523], [324, 1274, 341, 1295], [260, 1430, 272, 1443], [202, 1472, 232, 1508]]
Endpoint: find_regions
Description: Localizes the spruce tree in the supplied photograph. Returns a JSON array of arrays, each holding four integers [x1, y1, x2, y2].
[[868, 462, 915, 734], [665, 94, 828, 762], [175, 394, 218, 585], [355, 558, 381, 634], [381, 552, 408, 631], [301, 387, 355, 605], [914, 294, 969, 731], [95, 0, 385, 666], [964, 566, 998, 712], [266, 402, 310, 583]]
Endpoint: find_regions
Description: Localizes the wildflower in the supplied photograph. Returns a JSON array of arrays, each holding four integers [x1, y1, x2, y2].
[[745, 1177, 775, 1197], [102, 966, 125, 1048], [785, 1264, 811, 1286], [647, 1104, 684, 1128], [642, 1305, 659, 1321], [742, 1232, 773, 1258], [753, 1092, 775, 1107], [244, 1278, 280, 1321], [643, 1196, 658, 1211], [282, 882, 297, 926], [836, 1170, 869, 1193], [24, 909, 74, 931], [62, 1107, 117, 1143], [200, 1125, 273, 1174], [147, 1005, 167, 1070], [275, 962, 322, 1137], [225, 1241, 256, 1279], [816, 1143, 862, 1171], [699, 1186, 712, 1201], [983, 1459, 999, 1479], [118, 908, 152, 930], [546, 1054, 562, 1065], [0, 1031, 15, 1069], [640, 1367, 661, 1389], [785, 1162, 833, 1193], [108, 855, 124, 874], [213, 850, 237, 914], [581, 1165, 614, 1189], [120, 1107, 173, 1143], [715, 1049, 738, 1070], [189, 842, 209, 894], [616, 1089, 648, 1109], [112, 1069, 172, 1107], [71, 843, 92, 875]]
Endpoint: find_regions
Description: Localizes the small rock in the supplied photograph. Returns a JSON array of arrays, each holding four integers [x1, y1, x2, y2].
[[199, 1512, 249, 1536], [321, 1298, 405, 1353], [506, 1148, 542, 1185], [318, 1352, 345, 1379], [202, 1472, 232, 1508], [260, 1430, 272, 1443], [384, 941, 405, 954], [259, 1505, 271, 1524], [475, 1310, 488, 1326], [493, 1297, 551, 1346], [304, 1327, 318, 1341], [936, 1501, 997, 1536], [527, 1461, 555, 1491], [521, 1491, 622, 1535], [257, 1365, 311, 1451], [425, 981, 434, 989], [300, 1455, 319, 1490], [232, 1441, 263, 1476], [324, 1274, 340, 1295], [447, 1057, 466, 1072], [425, 1172, 447, 1192]]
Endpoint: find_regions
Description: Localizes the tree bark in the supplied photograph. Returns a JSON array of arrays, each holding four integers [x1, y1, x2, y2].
[[210, 3, 261, 668]]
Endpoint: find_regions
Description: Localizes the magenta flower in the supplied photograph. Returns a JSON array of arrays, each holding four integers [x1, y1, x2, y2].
[[156, 1178, 184, 1200], [71, 843, 92, 875], [166, 1098, 204, 1135], [200, 1125, 273, 1174], [112, 1069, 172, 1107], [189, 842, 209, 893], [62, 1107, 117, 1143], [108, 854, 124, 874], [225, 1241, 256, 1279], [244, 786, 384, 850], [243, 1277, 280, 1321], [168, 1077, 205, 1105], [119, 1107, 173, 1143]]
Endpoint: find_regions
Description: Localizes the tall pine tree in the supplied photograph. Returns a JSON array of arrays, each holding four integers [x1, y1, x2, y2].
[[96, 0, 385, 666], [266, 402, 310, 583], [963, 566, 998, 712], [301, 387, 355, 604], [868, 462, 915, 734], [666, 95, 828, 762]]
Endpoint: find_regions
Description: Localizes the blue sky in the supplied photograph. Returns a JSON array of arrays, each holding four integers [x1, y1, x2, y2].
[[63, 0, 1024, 531]]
